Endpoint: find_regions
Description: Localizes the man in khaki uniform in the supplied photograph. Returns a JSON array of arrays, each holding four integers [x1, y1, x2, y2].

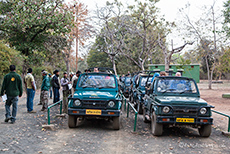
[[25, 68, 36, 113]]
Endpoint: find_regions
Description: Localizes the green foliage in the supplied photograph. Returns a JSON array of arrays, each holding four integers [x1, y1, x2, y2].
[[0, 41, 24, 87], [0, 41, 24, 76], [216, 47, 230, 73], [87, 48, 113, 68], [0, 0, 74, 55], [223, 0, 230, 37]]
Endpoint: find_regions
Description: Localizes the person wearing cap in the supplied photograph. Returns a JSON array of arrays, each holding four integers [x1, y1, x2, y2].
[[25, 68, 36, 113], [52, 70, 60, 104], [61, 72, 71, 113], [1, 65, 23, 124], [40, 71, 50, 111], [38, 69, 45, 105]]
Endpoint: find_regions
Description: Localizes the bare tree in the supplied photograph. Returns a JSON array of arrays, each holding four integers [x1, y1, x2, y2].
[[158, 37, 193, 72], [95, 1, 126, 75], [179, 2, 224, 89]]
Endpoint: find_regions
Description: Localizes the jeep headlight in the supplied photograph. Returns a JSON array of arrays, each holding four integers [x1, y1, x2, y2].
[[108, 101, 115, 108], [162, 106, 170, 113], [74, 100, 81, 106], [200, 107, 207, 114]]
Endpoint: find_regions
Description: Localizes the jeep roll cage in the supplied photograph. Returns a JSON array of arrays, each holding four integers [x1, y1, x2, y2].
[[88, 67, 115, 74]]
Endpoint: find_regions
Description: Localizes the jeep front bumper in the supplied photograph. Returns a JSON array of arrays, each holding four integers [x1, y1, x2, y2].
[[156, 115, 213, 125], [68, 108, 120, 117]]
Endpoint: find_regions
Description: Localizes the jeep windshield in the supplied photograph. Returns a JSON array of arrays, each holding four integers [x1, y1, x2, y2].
[[78, 74, 116, 88], [156, 78, 197, 94], [140, 76, 153, 88]]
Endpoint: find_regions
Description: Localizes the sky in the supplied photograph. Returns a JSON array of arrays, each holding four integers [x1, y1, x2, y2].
[[84, 0, 225, 21], [74, 0, 226, 55]]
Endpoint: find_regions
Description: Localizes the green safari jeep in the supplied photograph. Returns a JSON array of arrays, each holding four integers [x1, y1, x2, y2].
[[68, 71, 122, 130], [144, 76, 214, 137]]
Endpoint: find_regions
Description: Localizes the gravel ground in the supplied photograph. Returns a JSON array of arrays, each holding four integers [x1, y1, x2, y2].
[[0, 82, 229, 154]]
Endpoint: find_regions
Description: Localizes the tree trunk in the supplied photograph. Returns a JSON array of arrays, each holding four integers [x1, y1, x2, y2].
[[141, 61, 145, 71], [205, 56, 212, 89], [165, 57, 169, 72], [66, 59, 70, 75], [111, 56, 117, 75]]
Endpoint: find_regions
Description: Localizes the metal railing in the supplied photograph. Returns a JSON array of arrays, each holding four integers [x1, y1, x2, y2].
[[47, 100, 62, 125], [121, 93, 127, 111], [127, 102, 138, 132], [120, 92, 138, 132], [212, 110, 230, 132]]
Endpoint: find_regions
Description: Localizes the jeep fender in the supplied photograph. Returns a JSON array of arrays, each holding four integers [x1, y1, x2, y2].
[[150, 102, 159, 114]]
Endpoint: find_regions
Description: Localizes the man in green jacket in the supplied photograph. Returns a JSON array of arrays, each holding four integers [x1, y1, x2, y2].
[[41, 71, 50, 111], [0, 65, 23, 124]]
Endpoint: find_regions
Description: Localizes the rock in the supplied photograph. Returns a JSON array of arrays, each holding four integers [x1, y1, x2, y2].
[[56, 114, 66, 118], [42, 124, 55, 131], [222, 131, 230, 137]]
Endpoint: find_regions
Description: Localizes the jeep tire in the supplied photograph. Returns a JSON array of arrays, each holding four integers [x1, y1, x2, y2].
[[143, 107, 149, 123], [68, 115, 77, 128], [198, 125, 211, 137], [113, 116, 120, 130], [151, 112, 163, 136]]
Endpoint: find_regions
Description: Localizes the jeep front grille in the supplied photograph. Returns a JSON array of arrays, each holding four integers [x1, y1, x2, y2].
[[81, 100, 107, 109], [173, 106, 198, 116]]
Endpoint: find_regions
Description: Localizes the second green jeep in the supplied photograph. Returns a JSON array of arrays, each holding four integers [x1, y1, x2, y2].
[[144, 76, 214, 137]]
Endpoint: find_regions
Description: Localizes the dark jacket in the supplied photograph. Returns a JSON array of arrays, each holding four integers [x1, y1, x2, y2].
[[52, 75, 60, 89], [41, 75, 50, 91], [1, 71, 23, 97]]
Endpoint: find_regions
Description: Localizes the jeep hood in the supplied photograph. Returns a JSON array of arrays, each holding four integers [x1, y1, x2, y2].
[[74, 90, 118, 100], [155, 96, 207, 106]]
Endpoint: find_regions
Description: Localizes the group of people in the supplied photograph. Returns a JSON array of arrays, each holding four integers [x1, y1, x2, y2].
[[0, 65, 83, 124]]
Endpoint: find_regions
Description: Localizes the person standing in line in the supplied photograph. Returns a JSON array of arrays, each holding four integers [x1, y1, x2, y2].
[[25, 68, 36, 113], [52, 70, 60, 104], [38, 69, 45, 105], [61, 72, 71, 113], [0, 65, 23, 124], [69, 72, 74, 82], [41, 71, 50, 111], [48, 73, 53, 99]]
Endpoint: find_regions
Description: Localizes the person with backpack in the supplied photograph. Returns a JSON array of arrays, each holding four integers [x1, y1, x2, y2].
[[40, 71, 50, 111], [52, 70, 60, 104], [61, 72, 71, 113]]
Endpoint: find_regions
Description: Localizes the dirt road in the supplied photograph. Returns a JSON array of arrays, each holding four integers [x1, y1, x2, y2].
[[0, 83, 229, 154]]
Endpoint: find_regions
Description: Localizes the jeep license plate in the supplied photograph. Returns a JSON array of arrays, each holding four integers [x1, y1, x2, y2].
[[86, 109, 101, 115], [176, 118, 194, 123]]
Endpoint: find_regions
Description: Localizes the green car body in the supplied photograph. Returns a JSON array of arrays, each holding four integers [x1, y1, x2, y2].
[[144, 76, 214, 137], [68, 72, 122, 130]]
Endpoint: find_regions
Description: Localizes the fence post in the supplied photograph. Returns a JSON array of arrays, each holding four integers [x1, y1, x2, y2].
[[60, 101, 62, 114], [127, 103, 129, 118], [124, 98, 126, 111], [228, 117, 230, 132], [134, 112, 137, 132], [48, 108, 50, 125]]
